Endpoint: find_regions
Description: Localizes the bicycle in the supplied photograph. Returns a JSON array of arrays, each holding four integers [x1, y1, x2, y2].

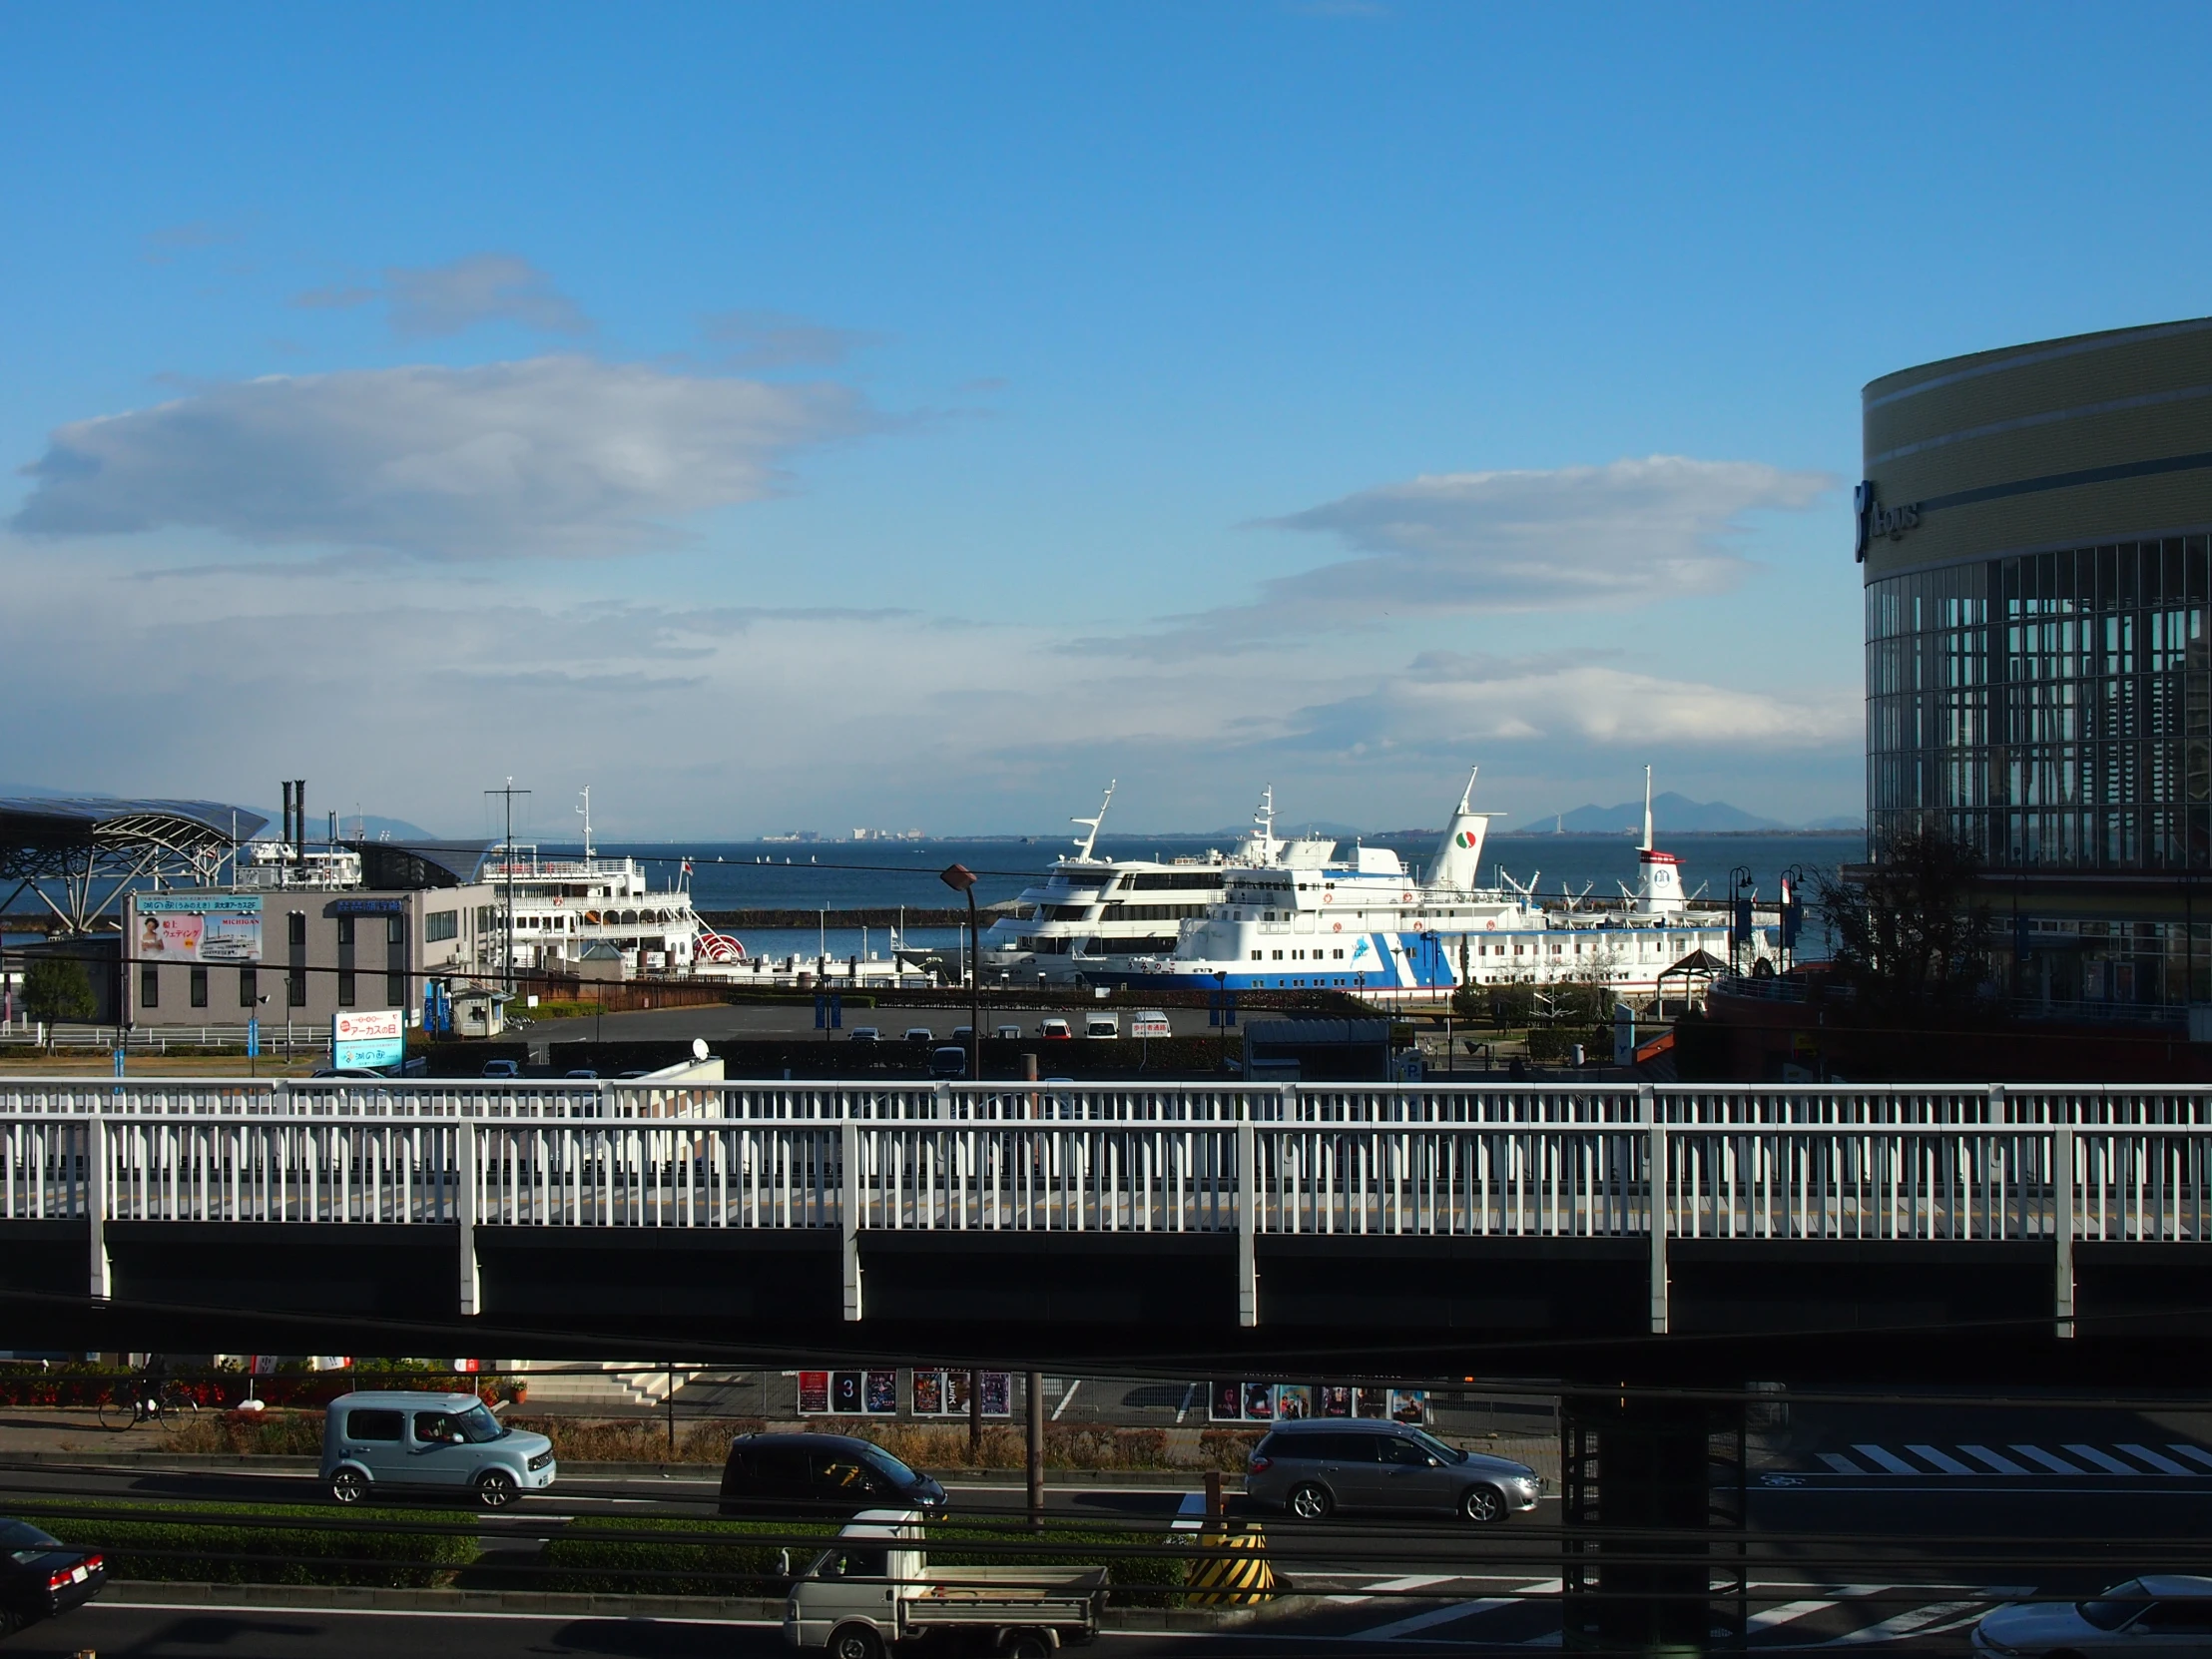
[[97, 1380, 201, 1430]]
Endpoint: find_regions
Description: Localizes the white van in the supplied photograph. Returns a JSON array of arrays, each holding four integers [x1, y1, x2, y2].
[[1083, 1014, 1119, 1040]]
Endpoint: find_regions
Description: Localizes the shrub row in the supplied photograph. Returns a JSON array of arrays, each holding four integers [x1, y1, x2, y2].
[[33, 1501, 477, 1587]]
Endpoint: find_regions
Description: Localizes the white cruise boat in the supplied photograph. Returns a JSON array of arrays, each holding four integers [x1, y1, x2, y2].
[[980, 784, 1337, 984], [1106, 769, 1774, 1002], [483, 790, 709, 977]]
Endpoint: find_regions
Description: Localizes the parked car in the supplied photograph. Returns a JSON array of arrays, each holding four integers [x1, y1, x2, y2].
[[481, 1059, 521, 1079], [1244, 1418, 1540, 1523], [848, 1027, 880, 1043], [322, 1390, 556, 1510], [950, 1026, 974, 1043], [564, 1068, 599, 1080], [902, 1027, 934, 1045], [1972, 1576, 2212, 1656], [719, 1433, 946, 1518], [928, 1046, 967, 1079], [311, 1067, 388, 1080], [1083, 1015, 1119, 1039], [1038, 1018, 1072, 1040], [0, 1516, 105, 1639], [994, 1024, 1022, 1040]]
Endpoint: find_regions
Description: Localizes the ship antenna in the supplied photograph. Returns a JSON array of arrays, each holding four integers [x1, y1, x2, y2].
[[1254, 785, 1278, 861], [1458, 766, 1478, 816], [1641, 765, 1654, 854], [1072, 780, 1115, 860], [577, 786, 595, 858]]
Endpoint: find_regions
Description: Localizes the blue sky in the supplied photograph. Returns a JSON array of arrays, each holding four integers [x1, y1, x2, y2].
[[5, 4, 2207, 840]]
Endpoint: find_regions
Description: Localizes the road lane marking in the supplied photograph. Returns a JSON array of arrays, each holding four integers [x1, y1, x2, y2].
[[1849, 1444, 1920, 1474], [1904, 1444, 1975, 1475], [2008, 1444, 2085, 1474], [1816, 1452, 1869, 1474], [1358, 1577, 1561, 1640], [1323, 1573, 1459, 1606], [1170, 1489, 1207, 1532], [95, 1599, 778, 1625], [1957, 1444, 2027, 1474], [2063, 1444, 2139, 1474], [2115, 1443, 2193, 1475]]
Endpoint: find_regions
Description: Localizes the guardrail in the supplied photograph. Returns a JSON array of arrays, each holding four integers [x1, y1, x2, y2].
[[4, 1079, 2211, 1334]]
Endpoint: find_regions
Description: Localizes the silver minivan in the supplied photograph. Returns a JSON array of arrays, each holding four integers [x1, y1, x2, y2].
[[1245, 1417, 1539, 1524], [321, 1390, 556, 1509]]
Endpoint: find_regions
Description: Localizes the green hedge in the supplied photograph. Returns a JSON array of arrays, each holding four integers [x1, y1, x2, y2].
[[537, 1515, 838, 1595], [33, 1501, 478, 1588], [537, 1516, 1186, 1605]]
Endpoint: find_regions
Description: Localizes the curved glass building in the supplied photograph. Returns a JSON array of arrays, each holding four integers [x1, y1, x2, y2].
[[1863, 318, 2212, 1008]]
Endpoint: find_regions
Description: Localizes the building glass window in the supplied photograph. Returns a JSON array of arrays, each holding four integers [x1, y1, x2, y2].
[[288, 912, 305, 947], [337, 971, 356, 1007], [426, 910, 458, 943], [239, 966, 258, 1008], [387, 971, 407, 1006], [190, 966, 208, 1008], [287, 969, 306, 1007], [140, 964, 158, 1009]]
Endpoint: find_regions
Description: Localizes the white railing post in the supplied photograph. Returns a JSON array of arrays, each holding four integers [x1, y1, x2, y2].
[[86, 1116, 111, 1301], [2053, 1121, 2074, 1340], [841, 1117, 863, 1321], [457, 1119, 481, 1316], [1236, 1109, 1258, 1327], [1642, 1083, 1667, 1335]]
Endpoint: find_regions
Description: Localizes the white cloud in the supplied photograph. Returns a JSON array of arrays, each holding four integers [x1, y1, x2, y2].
[[10, 356, 875, 560], [294, 253, 591, 339], [1083, 455, 1834, 656]]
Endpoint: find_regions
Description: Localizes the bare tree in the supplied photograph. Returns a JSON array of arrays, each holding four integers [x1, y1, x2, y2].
[[1816, 824, 1993, 1021]]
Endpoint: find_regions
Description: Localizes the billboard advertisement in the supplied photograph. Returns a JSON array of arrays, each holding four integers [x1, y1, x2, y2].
[[138, 895, 263, 963], [332, 1008, 405, 1071]]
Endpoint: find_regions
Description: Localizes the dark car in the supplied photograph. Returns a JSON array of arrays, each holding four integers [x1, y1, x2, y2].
[[0, 1516, 106, 1638], [719, 1432, 947, 1517]]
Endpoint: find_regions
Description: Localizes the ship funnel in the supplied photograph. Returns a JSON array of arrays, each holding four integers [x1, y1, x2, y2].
[[1632, 765, 1686, 917], [1422, 767, 1499, 892]]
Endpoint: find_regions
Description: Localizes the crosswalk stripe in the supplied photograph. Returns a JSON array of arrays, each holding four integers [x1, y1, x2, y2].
[[1357, 1578, 1561, 1640], [2064, 1444, 2139, 1474], [1170, 1490, 1207, 1532], [1817, 1451, 1868, 1474], [1905, 1443, 1976, 1474], [2009, 1444, 2086, 1474], [1817, 1588, 2033, 1647], [2170, 1444, 2212, 1471], [1957, 1444, 2028, 1474], [1323, 1573, 1458, 1605], [2117, 1443, 2193, 1475], [1747, 1586, 1891, 1631], [1850, 1443, 1921, 1474]]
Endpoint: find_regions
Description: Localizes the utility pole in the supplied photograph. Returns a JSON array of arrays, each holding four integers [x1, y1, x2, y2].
[[486, 781, 531, 998]]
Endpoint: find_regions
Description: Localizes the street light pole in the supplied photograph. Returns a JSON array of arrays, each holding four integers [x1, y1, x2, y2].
[[485, 781, 531, 1000], [940, 864, 980, 1080]]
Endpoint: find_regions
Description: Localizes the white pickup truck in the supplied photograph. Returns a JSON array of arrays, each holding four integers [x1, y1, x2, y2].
[[784, 1509, 1105, 1659]]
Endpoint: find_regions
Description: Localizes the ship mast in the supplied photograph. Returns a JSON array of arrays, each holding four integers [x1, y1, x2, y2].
[[1072, 781, 1115, 861], [577, 786, 595, 858], [1641, 764, 1654, 854]]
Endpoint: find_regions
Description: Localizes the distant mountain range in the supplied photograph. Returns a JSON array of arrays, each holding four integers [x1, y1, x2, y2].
[[1495, 792, 1862, 835]]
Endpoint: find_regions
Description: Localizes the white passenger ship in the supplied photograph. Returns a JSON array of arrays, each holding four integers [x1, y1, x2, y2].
[[1106, 769, 1774, 1003], [484, 791, 709, 976], [980, 784, 1338, 984]]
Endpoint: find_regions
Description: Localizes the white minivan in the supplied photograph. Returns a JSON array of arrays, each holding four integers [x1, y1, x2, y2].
[[321, 1390, 556, 1509]]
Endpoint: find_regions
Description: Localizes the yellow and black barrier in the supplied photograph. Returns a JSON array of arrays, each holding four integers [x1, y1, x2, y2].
[[1185, 1521, 1276, 1605]]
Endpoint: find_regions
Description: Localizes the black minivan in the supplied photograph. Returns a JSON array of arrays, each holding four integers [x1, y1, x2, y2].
[[719, 1432, 948, 1516]]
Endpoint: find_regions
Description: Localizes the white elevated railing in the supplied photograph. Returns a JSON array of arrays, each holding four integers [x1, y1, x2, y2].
[[8, 1080, 2212, 1333]]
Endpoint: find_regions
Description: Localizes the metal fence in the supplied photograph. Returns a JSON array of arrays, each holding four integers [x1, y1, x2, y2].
[[7, 1079, 2210, 1329]]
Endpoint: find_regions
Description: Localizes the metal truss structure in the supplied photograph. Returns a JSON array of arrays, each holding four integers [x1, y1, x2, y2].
[[0, 798, 269, 935]]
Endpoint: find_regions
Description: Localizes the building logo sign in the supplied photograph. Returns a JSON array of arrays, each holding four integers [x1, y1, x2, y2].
[[1854, 480, 1922, 561]]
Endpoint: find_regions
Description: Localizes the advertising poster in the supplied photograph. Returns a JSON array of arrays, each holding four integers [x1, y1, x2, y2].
[[139, 896, 262, 963], [1242, 1382, 1276, 1420], [864, 1370, 898, 1414], [1389, 1389, 1429, 1424], [910, 1371, 943, 1415], [946, 1371, 971, 1414], [798, 1372, 830, 1414], [1210, 1381, 1242, 1422], [830, 1371, 864, 1414], [1321, 1385, 1355, 1418], [1274, 1385, 1312, 1420], [979, 1372, 1010, 1416], [332, 1008, 406, 1071], [1358, 1386, 1390, 1418]]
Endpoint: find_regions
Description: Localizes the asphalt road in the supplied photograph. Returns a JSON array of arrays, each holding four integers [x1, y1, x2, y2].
[[8, 1396, 2209, 1653]]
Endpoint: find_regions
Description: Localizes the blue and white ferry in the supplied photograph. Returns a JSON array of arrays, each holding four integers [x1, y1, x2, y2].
[[1103, 769, 1769, 1002]]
